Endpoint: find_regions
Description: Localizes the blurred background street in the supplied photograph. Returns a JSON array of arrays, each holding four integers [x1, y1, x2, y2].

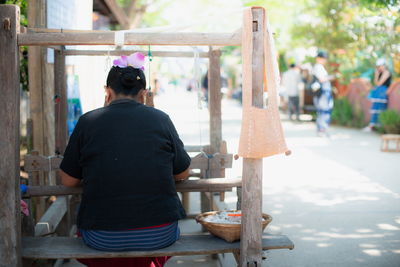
[[159, 90, 400, 267]]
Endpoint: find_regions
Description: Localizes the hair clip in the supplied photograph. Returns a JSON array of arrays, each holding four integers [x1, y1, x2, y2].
[[113, 52, 145, 70]]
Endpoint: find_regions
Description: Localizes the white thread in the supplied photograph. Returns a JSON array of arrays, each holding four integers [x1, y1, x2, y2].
[[114, 31, 126, 46], [105, 47, 111, 72], [193, 47, 204, 150]]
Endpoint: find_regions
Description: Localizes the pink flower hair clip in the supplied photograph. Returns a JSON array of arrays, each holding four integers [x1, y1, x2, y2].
[[113, 52, 145, 71]]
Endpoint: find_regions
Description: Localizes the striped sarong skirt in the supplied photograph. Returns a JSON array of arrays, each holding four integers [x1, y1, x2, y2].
[[368, 85, 388, 125], [79, 221, 180, 252]]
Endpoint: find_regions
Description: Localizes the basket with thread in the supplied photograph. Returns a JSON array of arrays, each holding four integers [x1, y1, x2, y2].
[[195, 210, 272, 242]]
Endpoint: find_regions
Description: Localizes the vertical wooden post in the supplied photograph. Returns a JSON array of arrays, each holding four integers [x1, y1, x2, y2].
[[28, 0, 55, 167], [199, 49, 223, 217], [240, 8, 264, 267], [208, 48, 222, 169], [54, 49, 68, 158], [54, 48, 73, 236], [27, 0, 45, 221], [28, 0, 55, 219], [0, 4, 21, 266], [28, 0, 46, 156]]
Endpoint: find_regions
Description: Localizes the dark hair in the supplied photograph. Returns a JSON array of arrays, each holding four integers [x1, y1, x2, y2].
[[289, 63, 296, 68], [316, 51, 328, 59], [106, 66, 146, 96]]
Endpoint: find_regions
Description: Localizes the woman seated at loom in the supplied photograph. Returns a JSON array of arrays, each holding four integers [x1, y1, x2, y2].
[[59, 53, 191, 267]]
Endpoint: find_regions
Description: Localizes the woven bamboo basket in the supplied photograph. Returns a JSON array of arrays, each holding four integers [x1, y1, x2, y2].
[[195, 210, 272, 243]]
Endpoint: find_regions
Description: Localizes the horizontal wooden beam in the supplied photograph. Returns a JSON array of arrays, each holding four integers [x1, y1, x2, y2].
[[34, 197, 67, 237], [24, 178, 242, 197], [63, 50, 210, 58], [27, 28, 106, 33], [17, 31, 242, 46], [24, 155, 63, 172], [185, 145, 209, 152], [190, 153, 233, 170], [48, 45, 62, 51], [24, 152, 233, 172], [22, 234, 294, 259]]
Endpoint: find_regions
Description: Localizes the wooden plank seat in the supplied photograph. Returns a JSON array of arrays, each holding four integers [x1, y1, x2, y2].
[[381, 134, 400, 152], [23, 178, 243, 197], [22, 234, 294, 259]]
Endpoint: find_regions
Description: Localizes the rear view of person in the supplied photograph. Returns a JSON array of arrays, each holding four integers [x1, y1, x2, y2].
[[60, 53, 191, 267], [282, 63, 302, 121]]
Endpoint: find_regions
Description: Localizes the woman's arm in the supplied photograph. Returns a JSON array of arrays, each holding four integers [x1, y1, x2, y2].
[[174, 168, 190, 182], [373, 69, 380, 85], [60, 170, 82, 187], [376, 70, 390, 86]]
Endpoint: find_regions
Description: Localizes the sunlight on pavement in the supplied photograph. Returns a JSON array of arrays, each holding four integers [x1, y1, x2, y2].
[[377, 224, 400, 231], [263, 148, 399, 206], [363, 249, 382, 256], [359, 243, 377, 248], [316, 232, 386, 239]]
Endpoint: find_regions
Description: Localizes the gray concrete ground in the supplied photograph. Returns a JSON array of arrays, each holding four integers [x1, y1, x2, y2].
[[64, 90, 400, 266]]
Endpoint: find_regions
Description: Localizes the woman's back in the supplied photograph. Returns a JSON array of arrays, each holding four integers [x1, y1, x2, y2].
[[61, 98, 190, 230]]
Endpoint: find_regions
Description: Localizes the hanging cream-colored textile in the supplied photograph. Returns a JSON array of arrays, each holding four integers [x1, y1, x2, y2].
[[238, 7, 290, 159]]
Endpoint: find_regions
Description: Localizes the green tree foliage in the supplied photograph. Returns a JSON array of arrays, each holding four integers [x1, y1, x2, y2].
[[291, 0, 354, 52], [360, 0, 399, 9], [1, 0, 29, 91], [0, 0, 27, 25], [291, 0, 400, 84]]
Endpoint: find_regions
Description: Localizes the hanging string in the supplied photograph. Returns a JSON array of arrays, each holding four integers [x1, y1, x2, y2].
[[105, 47, 111, 72], [54, 94, 62, 155], [193, 47, 204, 150], [147, 45, 153, 91], [193, 47, 202, 110], [145, 46, 155, 107]]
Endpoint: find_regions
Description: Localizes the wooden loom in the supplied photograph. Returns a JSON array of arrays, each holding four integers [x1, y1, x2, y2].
[[0, 5, 293, 266]]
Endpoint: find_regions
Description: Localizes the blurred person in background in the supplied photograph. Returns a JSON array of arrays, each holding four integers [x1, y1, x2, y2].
[[313, 51, 334, 137], [363, 58, 392, 132], [282, 63, 303, 121]]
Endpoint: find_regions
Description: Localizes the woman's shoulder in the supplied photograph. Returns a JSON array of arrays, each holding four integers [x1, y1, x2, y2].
[[79, 106, 108, 122], [139, 105, 169, 119]]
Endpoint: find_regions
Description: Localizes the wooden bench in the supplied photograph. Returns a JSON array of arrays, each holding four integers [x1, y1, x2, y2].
[[381, 134, 400, 152], [22, 234, 294, 260], [23, 148, 234, 214]]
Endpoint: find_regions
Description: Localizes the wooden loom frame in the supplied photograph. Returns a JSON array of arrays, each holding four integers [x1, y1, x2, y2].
[[0, 5, 293, 267]]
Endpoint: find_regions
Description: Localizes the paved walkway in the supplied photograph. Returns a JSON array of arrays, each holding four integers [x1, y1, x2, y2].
[[258, 122, 400, 267]]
